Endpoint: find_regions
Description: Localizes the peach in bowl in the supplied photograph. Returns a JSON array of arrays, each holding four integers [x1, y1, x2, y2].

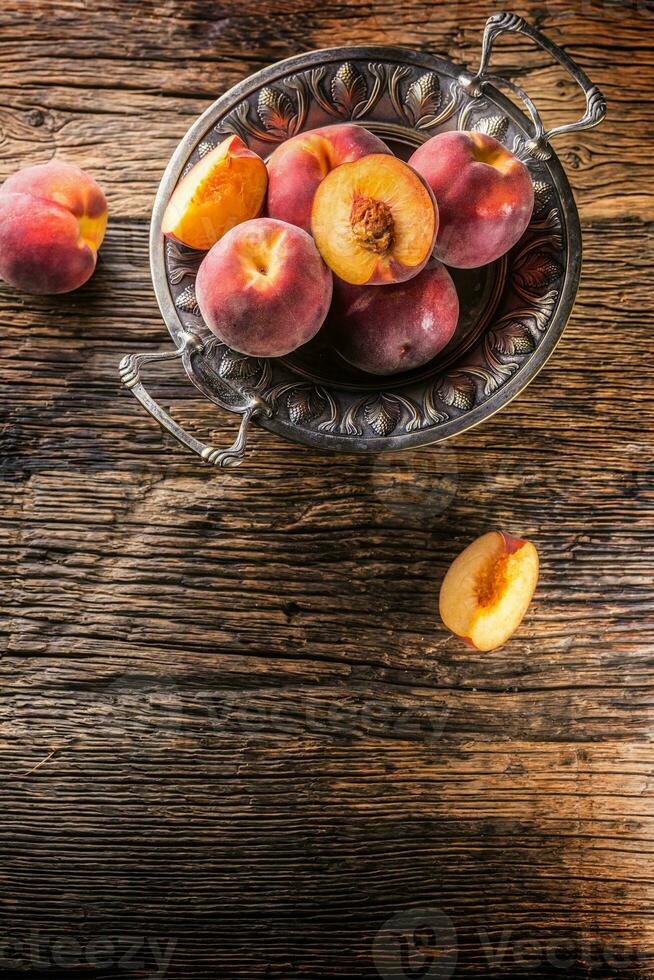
[[0, 161, 107, 295], [162, 135, 267, 251], [330, 260, 459, 376], [196, 217, 332, 358], [266, 123, 391, 232], [409, 131, 534, 268], [311, 154, 437, 286]]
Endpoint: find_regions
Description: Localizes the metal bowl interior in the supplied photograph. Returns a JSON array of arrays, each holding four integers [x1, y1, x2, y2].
[[151, 45, 580, 453]]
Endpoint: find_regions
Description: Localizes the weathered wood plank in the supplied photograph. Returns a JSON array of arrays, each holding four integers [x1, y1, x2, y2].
[[1, 0, 653, 977], [0, 0, 651, 219]]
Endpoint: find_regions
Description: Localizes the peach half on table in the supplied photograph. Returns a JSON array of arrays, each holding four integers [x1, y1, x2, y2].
[[162, 135, 267, 251], [311, 154, 438, 286], [330, 260, 459, 375], [196, 217, 332, 358], [266, 123, 392, 232], [439, 531, 539, 651], [0, 161, 107, 295], [409, 131, 534, 268]]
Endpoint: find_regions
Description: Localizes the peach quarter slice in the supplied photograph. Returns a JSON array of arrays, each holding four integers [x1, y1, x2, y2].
[[439, 531, 539, 651], [162, 135, 267, 251], [311, 154, 437, 286]]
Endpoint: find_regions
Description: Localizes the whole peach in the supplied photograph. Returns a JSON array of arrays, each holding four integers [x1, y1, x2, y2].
[[409, 131, 534, 268], [266, 124, 391, 232], [330, 260, 459, 375], [0, 161, 107, 294], [196, 218, 333, 357]]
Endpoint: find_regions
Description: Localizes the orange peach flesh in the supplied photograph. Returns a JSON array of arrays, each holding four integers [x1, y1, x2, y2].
[[311, 154, 437, 285], [162, 136, 267, 251], [439, 531, 539, 651]]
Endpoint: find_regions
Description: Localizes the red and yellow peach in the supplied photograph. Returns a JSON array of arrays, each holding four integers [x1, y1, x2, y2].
[[439, 531, 539, 651], [311, 154, 437, 286], [266, 123, 391, 233], [330, 260, 459, 375], [409, 131, 534, 268], [196, 217, 332, 357], [0, 161, 108, 295]]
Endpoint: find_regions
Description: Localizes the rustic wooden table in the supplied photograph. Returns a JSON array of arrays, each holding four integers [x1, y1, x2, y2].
[[2, 1, 653, 977]]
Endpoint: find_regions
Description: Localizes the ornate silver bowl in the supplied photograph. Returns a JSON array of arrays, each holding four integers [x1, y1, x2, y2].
[[120, 12, 605, 466]]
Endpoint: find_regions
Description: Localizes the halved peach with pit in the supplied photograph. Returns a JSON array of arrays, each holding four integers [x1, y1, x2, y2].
[[311, 154, 437, 286], [266, 123, 392, 232], [439, 531, 539, 651], [162, 135, 267, 251]]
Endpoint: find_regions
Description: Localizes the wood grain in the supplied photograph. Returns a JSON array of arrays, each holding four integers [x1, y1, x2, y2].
[[2, 0, 654, 977]]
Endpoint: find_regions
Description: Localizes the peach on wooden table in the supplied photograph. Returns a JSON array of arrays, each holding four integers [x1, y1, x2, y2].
[[196, 217, 332, 358], [0, 161, 107, 295], [266, 124, 392, 232], [330, 259, 459, 375], [162, 135, 267, 251], [311, 154, 437, 286], [409, 131, 534, 268], [439, 531, 539, 651]]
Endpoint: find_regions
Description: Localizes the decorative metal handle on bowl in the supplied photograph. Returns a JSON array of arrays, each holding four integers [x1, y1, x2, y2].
[[119, 333, 272, 467], [461, 11, 606, 160]]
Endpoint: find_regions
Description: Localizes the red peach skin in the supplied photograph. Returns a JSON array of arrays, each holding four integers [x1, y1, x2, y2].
[[330, 260, 459, 375], [266, 124, 392, 232], [409, 131, 534, 268], [0, 161, 107, 294], [196, 217, 333, 358]]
